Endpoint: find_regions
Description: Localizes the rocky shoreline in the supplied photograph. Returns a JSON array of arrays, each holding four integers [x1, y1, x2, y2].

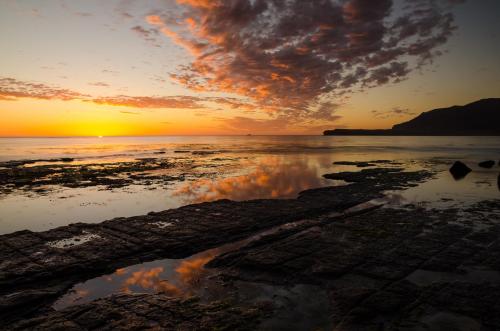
[[0, 155, 243, 196], [1, 164, 500, 330]]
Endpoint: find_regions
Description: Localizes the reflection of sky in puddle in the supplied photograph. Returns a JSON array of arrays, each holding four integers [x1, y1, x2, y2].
[[387, 163, 499, 209], [53, 250, 216, 309], [55, 248, 333, 330], [53, 219, 310, 309], [0, 155, 336, 234], [0, 136, 499, 234], [54, 218, 334, 330]]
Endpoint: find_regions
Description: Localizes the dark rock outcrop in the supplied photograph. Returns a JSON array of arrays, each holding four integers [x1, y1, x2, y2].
[[6, 294, 267, 331], [332, 160, 401, 168], [449, 161, 472, 180], [323, 129, 393, 136], [333, 161, 375, 167], [479, 160, 495, 168], [209, 200, 500, 330]]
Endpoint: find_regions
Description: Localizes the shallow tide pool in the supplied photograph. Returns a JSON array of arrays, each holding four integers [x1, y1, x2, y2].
[[0, 136, 498, 234]]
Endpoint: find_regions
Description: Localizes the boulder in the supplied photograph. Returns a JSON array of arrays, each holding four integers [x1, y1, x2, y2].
[[478, 160, 495, 168], [449, 161, 472, 180]]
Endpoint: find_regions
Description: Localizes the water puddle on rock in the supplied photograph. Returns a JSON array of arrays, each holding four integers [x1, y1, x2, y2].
[[52, 202, 382, 329], [46, 231, 101, 249], [52, 217, 317, 310]]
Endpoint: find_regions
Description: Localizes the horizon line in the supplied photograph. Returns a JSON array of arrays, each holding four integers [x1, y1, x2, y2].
[[0, 134, 327, 138]]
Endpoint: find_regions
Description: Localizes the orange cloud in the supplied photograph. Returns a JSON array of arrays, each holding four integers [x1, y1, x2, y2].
[[150, 0, 462, 119], [159, 27, 206, 55], [143, 14, 206, 56], [88, 82, 110, 87], [1, 77, 256, 111], [92, 95, 205, 109], [0, 77, 87, 101], [177, 0, 219, 9], [145, 15, 164, 25]]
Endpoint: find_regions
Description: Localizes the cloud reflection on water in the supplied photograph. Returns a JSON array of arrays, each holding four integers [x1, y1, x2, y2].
[[174, 156, 331, 203], [175, 253, 215, 288], [116, 251, 216, 299], [121, 267, 181, 296]]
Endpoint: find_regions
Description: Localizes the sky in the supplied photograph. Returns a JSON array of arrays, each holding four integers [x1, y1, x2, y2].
[[0, 0, 499, 136]]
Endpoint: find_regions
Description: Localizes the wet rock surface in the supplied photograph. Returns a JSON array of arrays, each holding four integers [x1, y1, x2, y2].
[[479, 160, 496, 168], [323, 167, 426, 190], [6, 294, 267, 331], [333, 160, 402, 168], [209, 201, 500, 330], [4, 165, 500, 330], [0, 156, 239, 195], [0, 167, 432, 327], [0, 158, 179, 193], [449, 161, 472, 180], [333, 161, 376, 167]]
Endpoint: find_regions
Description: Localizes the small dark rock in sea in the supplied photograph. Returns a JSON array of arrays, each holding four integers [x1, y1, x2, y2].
[[135, 157, 157, 162], [60, 158, 74, 162], [333, 161, 375, 168], [192, 151, 216, 155], [449, 161, 472, 180], [478, 160, 495, 168]]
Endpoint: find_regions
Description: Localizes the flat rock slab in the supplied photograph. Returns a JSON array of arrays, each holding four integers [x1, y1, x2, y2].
[[6, 293, 267, 331], [333, 160, 403, 168], [209, 201, 500, 330]]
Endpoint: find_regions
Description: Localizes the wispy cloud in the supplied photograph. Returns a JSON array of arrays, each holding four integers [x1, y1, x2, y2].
[[0, 77, 87, 101], [88, 82, 110, 87], [371, 107, 416, 119], [101, 69, 119, 75], [74, 12, 92, 17], [0, 77, 255, 111], [119, 110, 140, 115], [131, 25, 158, 44], [92, 95, 205, 109]]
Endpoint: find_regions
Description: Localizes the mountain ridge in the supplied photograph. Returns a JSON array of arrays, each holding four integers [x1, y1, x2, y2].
[[324, 98, 500, 136]]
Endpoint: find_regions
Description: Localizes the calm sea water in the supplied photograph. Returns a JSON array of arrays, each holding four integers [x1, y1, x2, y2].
[[0, 136, 499, 234]]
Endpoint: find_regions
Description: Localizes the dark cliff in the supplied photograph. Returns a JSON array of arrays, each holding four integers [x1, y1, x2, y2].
[[324, 98, 500, 136]]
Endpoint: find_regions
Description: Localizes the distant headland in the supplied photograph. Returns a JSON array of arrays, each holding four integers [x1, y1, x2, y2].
[[324, 98, 500, 136]]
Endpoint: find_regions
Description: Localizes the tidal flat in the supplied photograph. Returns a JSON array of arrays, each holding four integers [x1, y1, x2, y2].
[[0, 136, 499, 330]]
